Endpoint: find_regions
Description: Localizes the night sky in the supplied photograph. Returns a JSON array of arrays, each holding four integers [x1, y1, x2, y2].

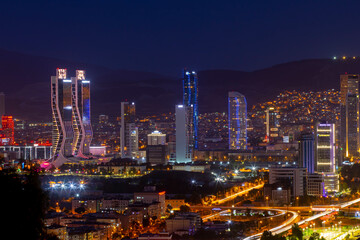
[[1, 0, 360, 75]]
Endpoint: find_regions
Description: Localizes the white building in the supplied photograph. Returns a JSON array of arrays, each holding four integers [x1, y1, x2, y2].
[[175, 105, 193, 163], [314, 122, 339, 193], [148, 130, 166, 145]]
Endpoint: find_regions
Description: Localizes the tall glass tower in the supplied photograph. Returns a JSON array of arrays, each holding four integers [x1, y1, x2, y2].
[[183, 70, 198, 149], [340, 74, 360, 159], [120, 102, 138, 158], [51, 69, 93, 167], [228, 91, 247, 150]]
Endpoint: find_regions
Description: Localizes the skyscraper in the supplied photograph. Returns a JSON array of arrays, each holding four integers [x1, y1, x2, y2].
[[0, 92, 5, 129], [176, 105, 193, 163], [340, 74, 360, 158], [71, 70, 93, 157], [314, 122, 338, 192], [299, 134, 315, 174], [265, 107, 280, 143], [51, 69, 93, 167], [183, 70, 198, 149], [120, 102, 138, 158], [228, 91, 247, 150]]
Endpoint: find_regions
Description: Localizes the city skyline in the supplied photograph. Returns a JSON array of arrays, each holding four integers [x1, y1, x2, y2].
[[4, 2, 360, 239]]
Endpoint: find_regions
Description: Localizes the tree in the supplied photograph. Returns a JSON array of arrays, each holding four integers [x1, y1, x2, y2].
[[0, 168, 49, 239], [290, 224, 303, 240], [75, 206, 86, 214], [309, 232, 320, 240], [260, 230, 286, 240]]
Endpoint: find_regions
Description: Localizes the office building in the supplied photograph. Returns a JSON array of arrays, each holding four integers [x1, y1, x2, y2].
[[269, 167, 307, 197], [228, 91, 247, 150], [134, 186, 166, 215], [51, 69, 93, 167], [307, 173, 325, 197], [147, 130, 166, 145], [183, 70, 198, 149], [340, 74, 360, 158], [0, 92, 5, 128], [315, 122, 336, 173], [71, 70, 93, 157], [265, 107, 280, 143], [120, 102, 138, 158], [176, 105, 193, 163], [0, 116, 14, 146], [146, 145, 167, 165], [314, 122, 339, 192], [299, 134, 315, 173]]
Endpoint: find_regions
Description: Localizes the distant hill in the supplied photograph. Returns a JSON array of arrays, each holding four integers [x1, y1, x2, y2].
[[0, 48, 358, 121]]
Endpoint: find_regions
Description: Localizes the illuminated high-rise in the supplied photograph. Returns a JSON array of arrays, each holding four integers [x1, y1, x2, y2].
[[340, 74, 360, 158], [183, 70, 198, 149], [265, 107, 280, 143], [314, 122, 339, 192], [176, 104, 193, 163], [71, 70, 93, 157], [51, 69, 93, 167], [120, 102, 138, 158], [228, 91, 247, 150]]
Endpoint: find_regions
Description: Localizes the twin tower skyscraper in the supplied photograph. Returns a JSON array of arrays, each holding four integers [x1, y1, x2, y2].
[[50, 68, 93, 167]]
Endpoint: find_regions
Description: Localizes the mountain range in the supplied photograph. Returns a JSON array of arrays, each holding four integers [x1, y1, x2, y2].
[[0, 49, 357, 121]]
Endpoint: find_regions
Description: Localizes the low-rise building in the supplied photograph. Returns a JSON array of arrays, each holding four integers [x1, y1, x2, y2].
[[46, 224, 67, 240], [307, 173, 325, 197], [165, 212, 201, 235], [269, 167, 307, 198], [134, 186, 166, 215]]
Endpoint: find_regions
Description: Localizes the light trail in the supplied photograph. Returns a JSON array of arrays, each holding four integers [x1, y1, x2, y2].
[[243, 211, 299, 240], [243, 197, 360, 240], [202, 210, 230, 221], [213, 183, 264, 205]]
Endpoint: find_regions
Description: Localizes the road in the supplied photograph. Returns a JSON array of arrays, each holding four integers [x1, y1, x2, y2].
[[212, 183, 264, 205], [243, 197, 360, 240]]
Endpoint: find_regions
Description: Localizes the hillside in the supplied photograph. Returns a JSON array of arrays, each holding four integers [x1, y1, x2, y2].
[[0, 48, 358, 121]]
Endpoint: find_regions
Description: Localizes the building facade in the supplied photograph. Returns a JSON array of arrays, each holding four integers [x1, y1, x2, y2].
[[228, 91, 247, 150], [340, 74, 360, 159], [269, 167, 307, 198], [183, 70, 198, 150], [299, 134, 315, 173], [314, 122, 339, 192], [148, 130, 166, 145], [0, 116, 14, 145], [51, 69, 93, 167], [265, 107, 280, 143], [120, 102, 138, 158], [175, 105, 193, 163]]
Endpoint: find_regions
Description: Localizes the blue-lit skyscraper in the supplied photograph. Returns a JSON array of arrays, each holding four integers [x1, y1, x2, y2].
[[228, 91, 247, 150], [183, 70, 198, 149]]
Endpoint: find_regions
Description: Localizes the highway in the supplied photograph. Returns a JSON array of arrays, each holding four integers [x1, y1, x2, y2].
[[243, 197, 360, 240], [212, 183, 264, 205]]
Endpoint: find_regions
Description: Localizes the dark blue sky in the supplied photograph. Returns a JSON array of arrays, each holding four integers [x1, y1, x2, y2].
[[1, 0, 359, 76]]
